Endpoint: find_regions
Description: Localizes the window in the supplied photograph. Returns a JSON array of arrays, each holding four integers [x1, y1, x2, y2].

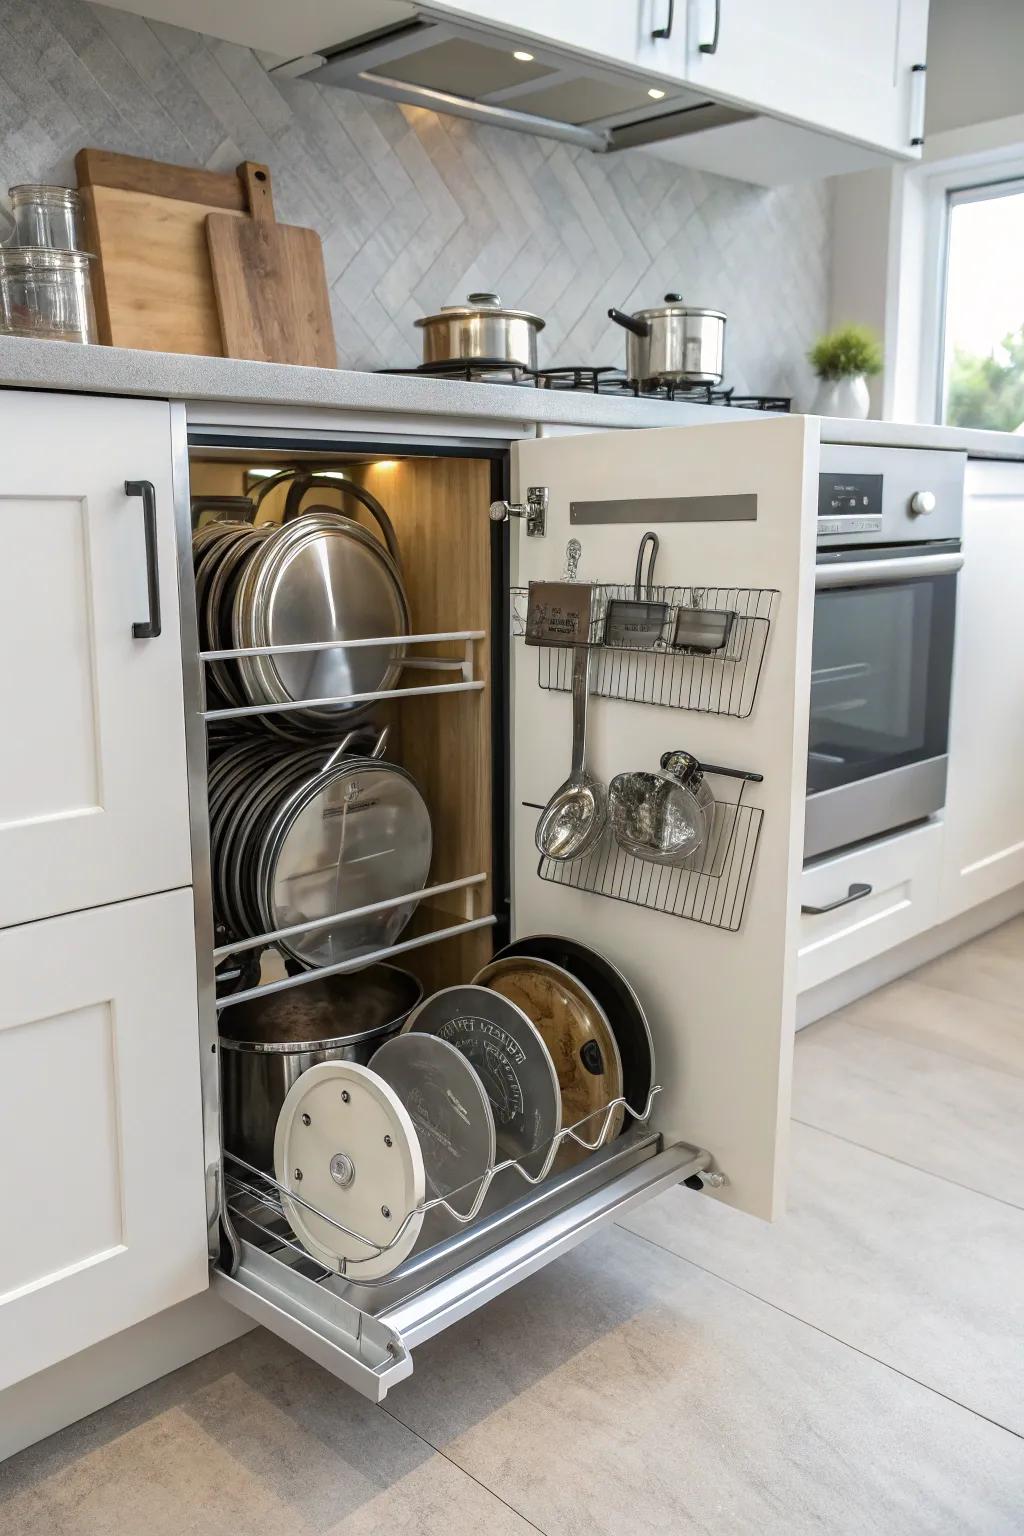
[[940, 178, 1024, 431]]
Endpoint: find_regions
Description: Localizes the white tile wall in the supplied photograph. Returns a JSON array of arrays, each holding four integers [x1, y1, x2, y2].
[[0, 0, 832, 398]]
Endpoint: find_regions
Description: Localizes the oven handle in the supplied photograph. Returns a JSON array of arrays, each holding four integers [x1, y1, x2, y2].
[[815, 552, 964, 589]]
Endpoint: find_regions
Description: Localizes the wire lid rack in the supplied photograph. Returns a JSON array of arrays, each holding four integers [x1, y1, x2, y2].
[[224, 1086, 662, 1278], [536, 763, 763, 932], [199, 630, 495, 1002], [513, 585, 777, 717]]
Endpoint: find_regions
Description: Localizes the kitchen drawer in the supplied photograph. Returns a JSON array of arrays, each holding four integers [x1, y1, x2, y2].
[[215, 1132, 707, 1402], [798, 821, 943, 993], [0, 889, 208, 1391]]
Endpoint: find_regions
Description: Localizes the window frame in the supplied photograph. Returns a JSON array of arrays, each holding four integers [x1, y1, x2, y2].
[[934, 172, 1024, 426]]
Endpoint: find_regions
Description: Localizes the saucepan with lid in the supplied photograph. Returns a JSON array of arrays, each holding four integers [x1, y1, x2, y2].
[[415, 292, 545, 370], [608, 294, 726, 386]]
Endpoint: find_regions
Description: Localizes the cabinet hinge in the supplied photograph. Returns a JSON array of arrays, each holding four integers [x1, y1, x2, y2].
[[489, 486, 548, 537]]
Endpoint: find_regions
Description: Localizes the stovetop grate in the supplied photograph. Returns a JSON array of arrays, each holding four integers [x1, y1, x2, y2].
[[378, 359, 790, 412]]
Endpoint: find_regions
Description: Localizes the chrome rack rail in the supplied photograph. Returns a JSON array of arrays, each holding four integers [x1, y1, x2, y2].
[[200, 630, 485, 721], [224, 1087, 665, 1273], [215, 875, 495, 1010]]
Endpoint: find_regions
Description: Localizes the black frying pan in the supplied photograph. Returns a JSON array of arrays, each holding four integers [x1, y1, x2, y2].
[[492, 934, 656, 1128]]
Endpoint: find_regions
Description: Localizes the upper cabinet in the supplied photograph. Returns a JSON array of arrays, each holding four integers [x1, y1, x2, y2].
[[0, 392, 192, 928], [103, 0, 930, 184]]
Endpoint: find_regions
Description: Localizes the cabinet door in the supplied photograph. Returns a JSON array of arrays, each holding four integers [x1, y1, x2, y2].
[[511, 417, 817, 1220], [0, 889, 208, 1391], [680, 0, 928, 156], [942, 460, 1024, 919], [0, 392, 191, 927]]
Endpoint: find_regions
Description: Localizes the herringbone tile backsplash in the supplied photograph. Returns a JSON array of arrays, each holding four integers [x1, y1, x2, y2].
[[0, 0, 832, 399]]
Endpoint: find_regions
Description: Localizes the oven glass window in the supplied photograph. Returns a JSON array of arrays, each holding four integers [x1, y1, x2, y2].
[[808, 572, 956, 795]]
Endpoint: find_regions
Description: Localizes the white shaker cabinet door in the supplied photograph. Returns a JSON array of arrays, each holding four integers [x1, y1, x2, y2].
[[0, 390, 191, 928], [0, 889, 208, 1391], [942, 460, 1024, 919]]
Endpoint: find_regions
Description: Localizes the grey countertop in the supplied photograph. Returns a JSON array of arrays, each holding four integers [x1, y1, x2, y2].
[[1, 334, 1023, 459]]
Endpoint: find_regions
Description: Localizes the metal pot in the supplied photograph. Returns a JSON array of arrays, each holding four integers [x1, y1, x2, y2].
[[608, 294, 726, 386], [218, 963, 423, 1169], [415, 292, 545, 370]]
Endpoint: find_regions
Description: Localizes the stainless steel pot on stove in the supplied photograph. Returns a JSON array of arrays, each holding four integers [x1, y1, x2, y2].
[[608, 294, 726, 386], [415, 292, 545, 370]]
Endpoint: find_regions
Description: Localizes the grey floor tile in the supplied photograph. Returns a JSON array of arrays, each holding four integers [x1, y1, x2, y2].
[[387, 1224, 1024, 1536], [621, 1121, 1024, 1433], [0, 1331, 536, 1536], [792, 1012, 1024, 1206], [837, 974, 1024, 1078], [910, 921, 1024, 1022]]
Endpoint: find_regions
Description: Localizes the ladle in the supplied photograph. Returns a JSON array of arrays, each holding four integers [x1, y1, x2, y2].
[[535, 645, 607, 861]]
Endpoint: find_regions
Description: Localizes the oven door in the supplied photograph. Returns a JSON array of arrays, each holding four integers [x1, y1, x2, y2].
[[805, 545, 963, 861]]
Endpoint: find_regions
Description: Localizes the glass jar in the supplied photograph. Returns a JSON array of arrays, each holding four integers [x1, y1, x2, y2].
[[0, 248, 96, 343], [9, 185, 84, 251]]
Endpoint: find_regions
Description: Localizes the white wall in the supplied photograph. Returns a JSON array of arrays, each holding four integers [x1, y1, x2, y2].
[[925, 0, 1024, 135]]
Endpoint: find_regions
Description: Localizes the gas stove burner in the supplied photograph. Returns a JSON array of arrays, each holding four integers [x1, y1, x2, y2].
[[379, 358, 536, 384], [377, 360, 789, 411]]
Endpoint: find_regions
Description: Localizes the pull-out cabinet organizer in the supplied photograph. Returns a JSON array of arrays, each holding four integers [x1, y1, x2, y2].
[[176, 413, 815, 1401]]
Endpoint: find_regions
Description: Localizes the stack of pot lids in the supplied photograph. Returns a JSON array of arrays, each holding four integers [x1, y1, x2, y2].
[[193, 511, 410, 733], [209, 735, 432, 969], [269, 936, 654, 1279]]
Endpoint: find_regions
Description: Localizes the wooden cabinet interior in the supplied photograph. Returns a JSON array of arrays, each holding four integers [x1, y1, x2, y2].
[[187, 450, 496, 993]]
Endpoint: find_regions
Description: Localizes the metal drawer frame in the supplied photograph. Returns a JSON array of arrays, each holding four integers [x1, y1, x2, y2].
[[214, 1133, 709, 1402]]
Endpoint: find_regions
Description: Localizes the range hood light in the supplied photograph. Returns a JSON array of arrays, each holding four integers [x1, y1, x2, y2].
[[648, 87, 666, 99], [513, 49, 534, 61]]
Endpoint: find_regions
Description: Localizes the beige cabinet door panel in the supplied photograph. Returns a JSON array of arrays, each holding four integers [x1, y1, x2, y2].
[[0, 889, 207, 1390], [0, 391, 191, 926]]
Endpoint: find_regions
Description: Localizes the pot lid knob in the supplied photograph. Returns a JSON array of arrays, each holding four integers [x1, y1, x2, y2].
[[467, 291, 501, 306], [663, 292, 683, 302]]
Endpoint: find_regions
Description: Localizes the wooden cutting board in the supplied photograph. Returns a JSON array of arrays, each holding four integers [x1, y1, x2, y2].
[[75, 148, 249, 355], [206, 163, 335, 368]]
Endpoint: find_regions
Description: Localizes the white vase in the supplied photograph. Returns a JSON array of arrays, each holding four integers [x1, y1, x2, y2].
[[811, 374, 871, 419]]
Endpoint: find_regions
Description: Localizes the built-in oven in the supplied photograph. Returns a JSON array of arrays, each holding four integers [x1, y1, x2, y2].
[[804, 445, 966, 862]]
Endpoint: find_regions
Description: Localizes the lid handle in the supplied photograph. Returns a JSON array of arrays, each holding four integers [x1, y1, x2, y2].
[[467, 291, 501, 306], [663, 292, 683, 302]]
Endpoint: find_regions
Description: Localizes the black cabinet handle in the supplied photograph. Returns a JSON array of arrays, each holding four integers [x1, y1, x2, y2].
[[125, 480, 161, 639], [802, 882, 872, 916], [652, 0, 675, 39], [700, 0, 721, 53]]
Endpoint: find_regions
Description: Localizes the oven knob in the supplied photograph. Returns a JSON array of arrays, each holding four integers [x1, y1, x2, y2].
[[910, 490, 937, 516]]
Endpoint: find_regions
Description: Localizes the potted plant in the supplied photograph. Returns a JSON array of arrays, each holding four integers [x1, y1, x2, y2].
[[809, 325, 883, 419]]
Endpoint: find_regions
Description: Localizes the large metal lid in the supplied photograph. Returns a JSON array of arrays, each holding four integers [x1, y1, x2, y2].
[[634, 292, 726, 321], [234, 511, 409, 714], [415, 291, 546, 329], [261, 758, 433, 970]]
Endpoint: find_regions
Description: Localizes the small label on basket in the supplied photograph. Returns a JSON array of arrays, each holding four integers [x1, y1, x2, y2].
[[525, 581, 594, 647]]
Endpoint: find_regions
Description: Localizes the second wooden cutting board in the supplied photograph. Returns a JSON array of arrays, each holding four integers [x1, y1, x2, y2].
[[206, 164, 336, 368]]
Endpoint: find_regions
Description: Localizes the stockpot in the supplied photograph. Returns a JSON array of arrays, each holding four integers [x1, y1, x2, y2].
[[608, 294, 726, 386], [415, 292, 545, 370]]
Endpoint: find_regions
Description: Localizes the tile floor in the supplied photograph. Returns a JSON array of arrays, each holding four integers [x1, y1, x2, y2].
[[3, 918, 1023, 1534]]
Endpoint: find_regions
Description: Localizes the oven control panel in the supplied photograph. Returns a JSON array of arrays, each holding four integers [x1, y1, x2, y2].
[[817, 471, 883, 536], [817, 445, 965, 547]]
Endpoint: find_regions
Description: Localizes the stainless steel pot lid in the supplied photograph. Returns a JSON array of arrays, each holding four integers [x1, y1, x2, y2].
[[234, 512, 410, 713], [260, 758, 433, 970], [416, 291, 546, 328], [218, 963, 423, 1052], [634, 293, 727, 321], [370, 1031, 496, 1216], [404, 985, 560, 1178]]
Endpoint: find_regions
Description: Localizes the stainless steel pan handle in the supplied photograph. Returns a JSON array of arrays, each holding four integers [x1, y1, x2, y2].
[[815, 552, 963, 590]]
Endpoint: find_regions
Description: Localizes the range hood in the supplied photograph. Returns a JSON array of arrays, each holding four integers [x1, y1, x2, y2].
[[290, 17, 754, 154]]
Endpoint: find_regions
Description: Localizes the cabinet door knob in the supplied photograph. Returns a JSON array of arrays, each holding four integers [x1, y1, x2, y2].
[[910, 490, 937, 516]]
